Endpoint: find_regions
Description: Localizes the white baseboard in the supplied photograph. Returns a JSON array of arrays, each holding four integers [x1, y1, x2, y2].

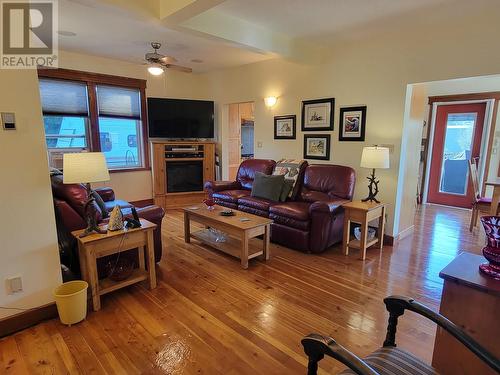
[[397, 225, 415, 241]]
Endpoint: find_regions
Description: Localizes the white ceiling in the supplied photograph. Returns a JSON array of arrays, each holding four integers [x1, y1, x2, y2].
[[215, 0, 455, 41], [56, 0, 483, 73], [58, 0, 271, 72]]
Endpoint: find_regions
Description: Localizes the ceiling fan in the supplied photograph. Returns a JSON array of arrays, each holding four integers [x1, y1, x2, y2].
[[144, 42, 192, 75]]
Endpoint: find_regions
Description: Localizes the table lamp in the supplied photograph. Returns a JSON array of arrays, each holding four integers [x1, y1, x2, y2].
[[63, 152, 110, 237], [360, 146, 390, 203]]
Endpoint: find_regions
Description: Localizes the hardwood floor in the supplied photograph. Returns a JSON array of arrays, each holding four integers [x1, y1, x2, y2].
[[0, 204, 486, 374]]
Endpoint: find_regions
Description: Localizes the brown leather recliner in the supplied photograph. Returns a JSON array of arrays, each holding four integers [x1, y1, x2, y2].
[[205, 161, 355, 253], [204, 159, 276, 209], [270, 164, 355, 253], [50, 173, 165, 278]]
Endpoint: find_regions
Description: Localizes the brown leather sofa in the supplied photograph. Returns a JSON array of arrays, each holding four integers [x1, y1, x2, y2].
[[205, 160, 355, 253], [50, 173, 165, 278]]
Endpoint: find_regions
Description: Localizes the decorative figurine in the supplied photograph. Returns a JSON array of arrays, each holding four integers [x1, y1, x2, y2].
[[108, 205, 124, 231]]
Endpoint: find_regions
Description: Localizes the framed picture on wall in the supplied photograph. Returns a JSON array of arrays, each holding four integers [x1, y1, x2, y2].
[[339, 106, 367, 141], [303, 134, 331, 160], [301, 98, 334, 131], [274, 115, 296, 139]]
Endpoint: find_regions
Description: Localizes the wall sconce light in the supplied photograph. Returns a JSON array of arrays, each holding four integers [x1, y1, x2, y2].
[[264, 96, 278, 108]]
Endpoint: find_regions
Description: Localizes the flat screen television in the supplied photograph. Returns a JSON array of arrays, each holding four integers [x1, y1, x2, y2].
[[147, 98, 214, 139]]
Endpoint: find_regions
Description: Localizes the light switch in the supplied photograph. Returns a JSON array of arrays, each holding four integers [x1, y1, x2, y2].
[[1, 112, 16, 130], [6, 275, 23, 294]]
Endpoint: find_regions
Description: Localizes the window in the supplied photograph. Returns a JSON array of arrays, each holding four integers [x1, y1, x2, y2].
[[96, 85, 143, 169], [38, 69, 148, 171], [40, 79, 90, 150]]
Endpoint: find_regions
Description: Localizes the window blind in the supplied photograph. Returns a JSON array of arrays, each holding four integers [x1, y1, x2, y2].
[[39, 79, 89, 116], [97, 85, 141, 120]]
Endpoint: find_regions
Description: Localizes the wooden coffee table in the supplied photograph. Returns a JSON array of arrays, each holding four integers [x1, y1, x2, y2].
[[183, 205, 272, 269]]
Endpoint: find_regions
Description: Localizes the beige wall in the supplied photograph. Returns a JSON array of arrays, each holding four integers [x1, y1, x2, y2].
[[201, 2, 500, 236], [0, 70, 62, 319], [57, 50, 210, 202]]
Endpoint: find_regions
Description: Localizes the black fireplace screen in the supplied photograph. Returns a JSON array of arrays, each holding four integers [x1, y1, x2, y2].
[[166, 161, 204, 193]]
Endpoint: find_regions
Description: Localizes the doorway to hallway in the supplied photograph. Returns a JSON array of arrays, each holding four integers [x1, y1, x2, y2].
[[228, 102, 255, 180]]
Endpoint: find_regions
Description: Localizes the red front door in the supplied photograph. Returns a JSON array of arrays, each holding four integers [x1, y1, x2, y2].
[[427, 103, 486, 208]]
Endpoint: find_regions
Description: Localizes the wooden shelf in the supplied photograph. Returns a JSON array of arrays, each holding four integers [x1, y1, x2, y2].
[[164, 157, 204, 161], [348, 237, 379, 250], [98, 268, 148, 296], [191, 229, 263, 260]]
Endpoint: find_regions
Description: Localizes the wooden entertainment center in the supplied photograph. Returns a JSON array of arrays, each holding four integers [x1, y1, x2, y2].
[[152, 141, 216, 209]]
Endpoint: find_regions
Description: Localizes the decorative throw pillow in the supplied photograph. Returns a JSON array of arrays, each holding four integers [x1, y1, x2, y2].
[[279, 179, 294, 202], [273, 159, 307, 199], [251, 172, 285, 202], [91, 190, 109, 218]]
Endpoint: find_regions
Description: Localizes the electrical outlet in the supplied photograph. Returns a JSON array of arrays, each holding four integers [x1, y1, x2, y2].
[[6, 276, 23, 294], [257, 141, 263, 148]]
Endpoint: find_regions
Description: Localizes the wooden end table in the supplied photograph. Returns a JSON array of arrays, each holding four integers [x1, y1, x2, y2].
[[342, 201, 385, 260], [183, 205, 272, 269], [72, 218, 157, 311]]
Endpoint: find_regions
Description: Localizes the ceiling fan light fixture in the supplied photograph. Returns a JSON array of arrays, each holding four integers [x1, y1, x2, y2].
[[148, 65, 164, 76]]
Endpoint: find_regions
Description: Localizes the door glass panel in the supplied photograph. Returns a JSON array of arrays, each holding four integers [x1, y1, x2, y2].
[[439, 113, 476, 195]]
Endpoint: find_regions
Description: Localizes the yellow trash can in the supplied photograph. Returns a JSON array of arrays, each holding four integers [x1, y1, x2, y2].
[[53, 280, 88, 326]]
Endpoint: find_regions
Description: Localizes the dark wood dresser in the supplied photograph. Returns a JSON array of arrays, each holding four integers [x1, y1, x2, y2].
[[432, 252, 500, 375]]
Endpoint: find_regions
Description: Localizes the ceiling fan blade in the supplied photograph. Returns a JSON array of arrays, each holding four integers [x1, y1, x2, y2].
[[166, 64, 192, 73], [160, 55, 177, 64]]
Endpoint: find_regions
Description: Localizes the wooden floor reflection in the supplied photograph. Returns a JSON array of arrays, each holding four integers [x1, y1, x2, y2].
[[0, 204, 486, 374]]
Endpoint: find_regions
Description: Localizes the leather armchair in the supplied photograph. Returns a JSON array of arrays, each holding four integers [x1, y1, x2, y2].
[[94, 187, 115, 202], [51, 173, 165, 278]]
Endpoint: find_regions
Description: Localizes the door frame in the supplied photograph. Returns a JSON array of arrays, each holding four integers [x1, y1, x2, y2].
[[422, 98, 495, 204], [221, 100, 255, 180]]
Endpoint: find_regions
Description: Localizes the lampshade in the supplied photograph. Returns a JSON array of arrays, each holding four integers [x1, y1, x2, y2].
[[360, 146, 390, 169], [63, 152, 110, 184]]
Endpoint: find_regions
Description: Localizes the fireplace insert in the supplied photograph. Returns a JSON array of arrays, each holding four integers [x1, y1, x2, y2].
[[166, 160, 204, 193]]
